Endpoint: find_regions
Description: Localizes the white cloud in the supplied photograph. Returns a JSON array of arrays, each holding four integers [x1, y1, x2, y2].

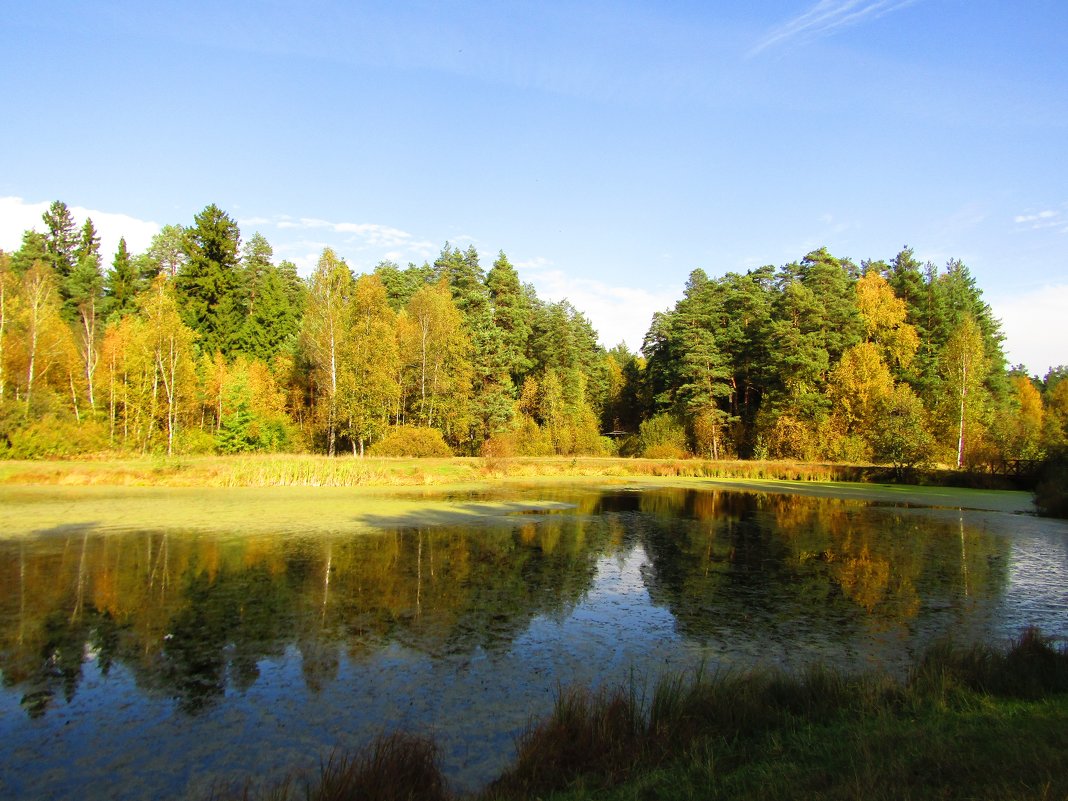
[[750, 0, 921, 55], [521, 262, 679, 352], [256, 213, 439, 261], [1014, 207, 1068, 233], [989, 284, 1068, 375], [0, 196, 159, 265]]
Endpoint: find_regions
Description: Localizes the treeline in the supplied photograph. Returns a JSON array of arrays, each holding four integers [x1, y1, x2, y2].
[[1, 200, 1065, 466]]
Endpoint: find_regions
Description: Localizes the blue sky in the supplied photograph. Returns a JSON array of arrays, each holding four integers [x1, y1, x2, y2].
[[2, 0, 1066, 375]]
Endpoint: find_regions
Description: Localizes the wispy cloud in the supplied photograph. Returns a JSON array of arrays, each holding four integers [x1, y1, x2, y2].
[[1014, 207, 1068, 233], [750, 0, 920, 56], [262, 214, 439, 263]]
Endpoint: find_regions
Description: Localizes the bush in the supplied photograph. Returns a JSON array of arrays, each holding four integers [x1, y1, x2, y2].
[[175, 427, 217, 455], [2, 414, 109, 458], [638, 413, 689, 458], [1034, 447, 1068, 518], [367, 426, 453, 458]]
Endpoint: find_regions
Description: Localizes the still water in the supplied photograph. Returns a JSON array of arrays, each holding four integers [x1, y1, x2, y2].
[[1, 484, 1065, 799]]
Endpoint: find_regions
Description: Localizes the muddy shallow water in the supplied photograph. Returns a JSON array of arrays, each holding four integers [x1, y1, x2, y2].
[[1, 483, 1065, 799]]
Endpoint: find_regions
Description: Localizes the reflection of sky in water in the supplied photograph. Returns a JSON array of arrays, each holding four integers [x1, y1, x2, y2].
[[2, 490, 1068, 800], [1001, 514, 1068, 642]]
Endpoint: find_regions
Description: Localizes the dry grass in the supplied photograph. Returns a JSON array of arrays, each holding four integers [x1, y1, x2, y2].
[[211, 733, 450, 801], [486, 631, 1068, 800], [0, 454, 888, 489]]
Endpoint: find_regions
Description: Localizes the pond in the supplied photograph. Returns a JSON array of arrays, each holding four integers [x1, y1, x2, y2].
[[1, 482, 1065, 799]]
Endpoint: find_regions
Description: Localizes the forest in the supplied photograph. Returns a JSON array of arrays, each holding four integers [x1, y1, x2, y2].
[[1, 200, 1065, 467]]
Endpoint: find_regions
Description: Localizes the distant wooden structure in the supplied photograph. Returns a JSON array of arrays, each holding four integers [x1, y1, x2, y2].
[[991, 459, 1040, 480]]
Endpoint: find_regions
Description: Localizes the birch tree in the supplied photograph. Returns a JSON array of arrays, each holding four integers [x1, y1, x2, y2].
[[300, 248, 352, 456], [942, 314, 987, 468], [340, 274, 400, 455], [139, 276, 197, 455]]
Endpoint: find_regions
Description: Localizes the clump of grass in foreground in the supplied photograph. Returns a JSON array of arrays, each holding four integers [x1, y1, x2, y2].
[[486, 629, 1068, 800], [211, 733, 450, 801]]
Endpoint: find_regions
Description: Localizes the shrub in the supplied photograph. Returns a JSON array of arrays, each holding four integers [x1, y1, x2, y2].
[[367, 426, 453, 458], [638, 413, 689, 458], [2, 414, 109, 458], [175, 427, 217, 455], [1034, 447, 1068, 518]]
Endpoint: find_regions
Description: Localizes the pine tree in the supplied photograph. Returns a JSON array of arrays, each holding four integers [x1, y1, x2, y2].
[[142, 224, 187, 281]]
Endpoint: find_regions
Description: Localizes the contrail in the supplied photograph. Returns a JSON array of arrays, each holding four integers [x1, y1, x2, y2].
[[749, 0, 922, 56]]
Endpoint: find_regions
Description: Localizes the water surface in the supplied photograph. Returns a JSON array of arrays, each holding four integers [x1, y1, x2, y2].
[[1, 483, 1065, 799]]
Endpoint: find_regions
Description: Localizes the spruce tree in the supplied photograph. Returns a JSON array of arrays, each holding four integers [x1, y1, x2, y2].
[[177, 204, 243, 356], [42, 200, 78, 283], [103, 238, 139, 320], [486, 251, 533, 384]]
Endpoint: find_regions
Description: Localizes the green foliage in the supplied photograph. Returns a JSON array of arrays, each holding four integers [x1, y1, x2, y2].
[[174, 427, 217, 455], [103, 237, 138, 320], [11, 229, 49, 275], [1, 413, 109, 458], [1, 209, 1054, 466], [638, 412, 689, 458], [871, 384, 934, 470], [367, 425, 453, 457], [176, 204, 244, 356], [42, 200, 78, 283], [216, 377, 258, 454]]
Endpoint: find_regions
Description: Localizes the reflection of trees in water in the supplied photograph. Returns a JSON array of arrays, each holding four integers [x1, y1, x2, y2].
[[0, 489, 1012, 717], [0, 510, 611, 717], [637, 490, 1010, 647]]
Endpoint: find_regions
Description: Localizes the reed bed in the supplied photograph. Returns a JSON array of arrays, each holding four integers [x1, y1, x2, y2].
[[0, 454, 879, 488]]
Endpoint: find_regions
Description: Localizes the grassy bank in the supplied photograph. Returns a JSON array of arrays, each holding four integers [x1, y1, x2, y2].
[[0, 455, 1036, 535], [214, 630, 1068, 801], [0, 453, 877, 487]]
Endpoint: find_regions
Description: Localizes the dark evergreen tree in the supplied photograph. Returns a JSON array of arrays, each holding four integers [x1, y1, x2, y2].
[[486, 251, 534, 384], [435, 243, 489, 320], [177, 204, 243, 356], [277, 259, 306, 317], [103, 238, 139, 320], [42, 200, 78, 282], [11, 229, 48, 275], [794, 247, 863, 366], [63, 218, 103, 322], [241, 264, 298, 362]]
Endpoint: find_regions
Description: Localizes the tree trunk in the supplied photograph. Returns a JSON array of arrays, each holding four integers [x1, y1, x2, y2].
[[956, 362, 967, 469]]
